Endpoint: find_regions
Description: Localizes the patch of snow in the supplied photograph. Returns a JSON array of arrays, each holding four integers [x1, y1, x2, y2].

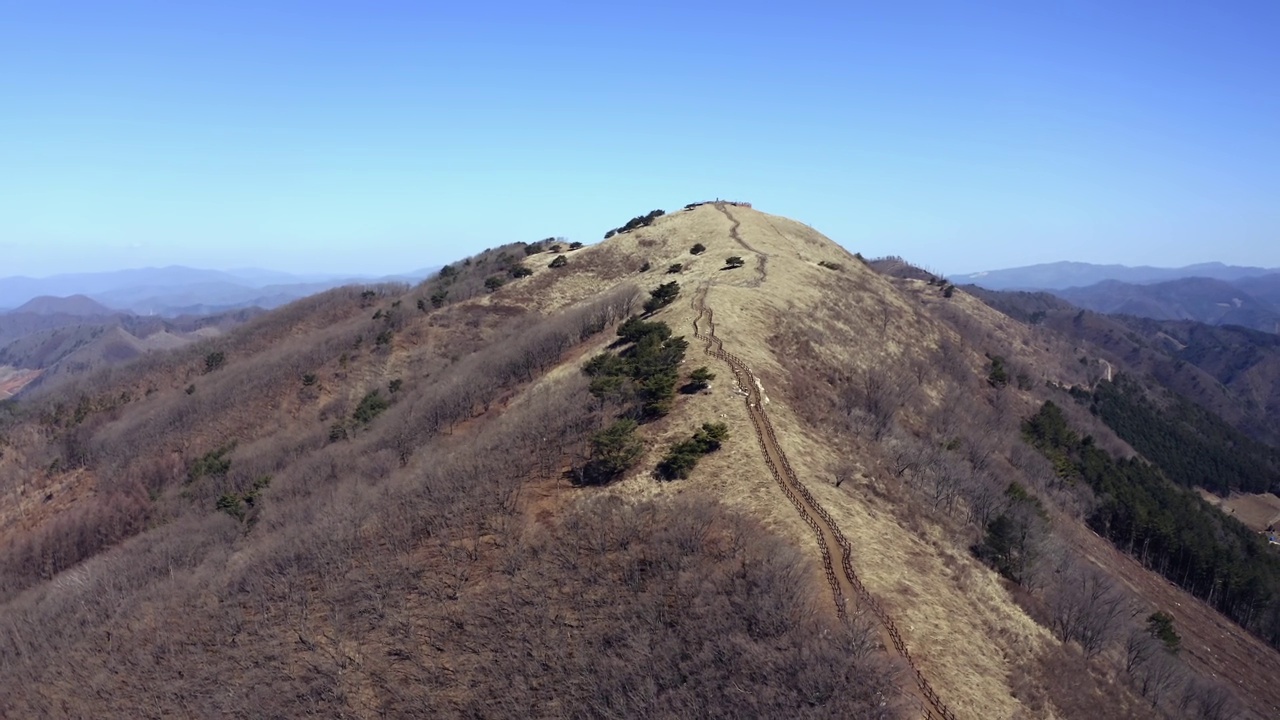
[[755, 378, 770, 404]]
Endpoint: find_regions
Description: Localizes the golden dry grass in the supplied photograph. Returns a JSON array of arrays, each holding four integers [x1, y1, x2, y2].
[[559, 204, 1066, 718], [1199, 490, 1280, 532]]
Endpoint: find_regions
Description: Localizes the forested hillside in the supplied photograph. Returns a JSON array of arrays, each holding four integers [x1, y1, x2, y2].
[[969, 285, 1280, 447], [1024, 400, 1280, 648], [1090, 375, 1280, 496]]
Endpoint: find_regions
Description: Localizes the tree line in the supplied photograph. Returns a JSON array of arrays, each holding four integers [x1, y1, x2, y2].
[[1024, 400, 1280, 648], [1090, 374, 1280, 495]]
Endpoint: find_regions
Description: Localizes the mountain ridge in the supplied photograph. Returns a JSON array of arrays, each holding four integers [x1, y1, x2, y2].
[[962, 260, 1279, 291], [0, 205, 1275, 718], [10, 294, 117, 317], [1055, 276, 1280, 333], [0, 265, 441, 315]]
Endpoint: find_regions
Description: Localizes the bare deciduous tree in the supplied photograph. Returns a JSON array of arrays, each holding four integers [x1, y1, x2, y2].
[[1047, 562, 1129, 658]]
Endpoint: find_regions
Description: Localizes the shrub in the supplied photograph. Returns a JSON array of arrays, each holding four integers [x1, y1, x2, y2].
[[388, 378, 403, 394], [509, 264, 534, 279], [328, 422, 348, 442], [430, 288, 449, 308], [682, 366, 715, 393], [302, 373, 317, 386], [690, 243, 706, 255], [549, 255, 569, 269], [667, 263, 683, 274], [692, 422, 728, 451], [185, 384, 196, 395], [656, 448, 699, 480], [615, 315, 672, 345], [605, 209, 667, 238], [639, 260, 651, 272], [216, 493, 245, 521], [987, 355, 1010, 388], [586, 319, 686, 419], [569, 241, 583, 250], [657, 422, 729, 480], [353, 390, 389, 424], [943, 284, 955, 298], [643, 281, 680, 313], [725, 256, 746, 269], [1147, 611, 1181, 654], [484, 275, 506, 291], [244, 475, 271, 509], [189, 444, 234, 483], [581, 419, 644, 484], [204, 351, 226, 373], [375, 330, 394, 347], [818, 260, 843, 271], [524, 243, 543, 255], [217, 475, 272, 523]]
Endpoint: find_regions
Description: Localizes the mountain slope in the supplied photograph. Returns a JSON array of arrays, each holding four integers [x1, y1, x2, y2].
[[968, 285, 1280, 448], [10, 295, 117, 316], [0, 205, 1274, 718], [1055, 277, 1280, 332], [1234, 273, 1280, 309], [0, 309, 258, 397]]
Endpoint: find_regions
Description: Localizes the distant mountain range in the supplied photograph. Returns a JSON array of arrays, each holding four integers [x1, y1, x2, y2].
[[968, 285, 1280, 447], [959, 261, 1279, 291], [0, 265, 439, 316], [961, 262, 1280, 333], [0, 265, 440, 396], [11, 294, 116, 317]]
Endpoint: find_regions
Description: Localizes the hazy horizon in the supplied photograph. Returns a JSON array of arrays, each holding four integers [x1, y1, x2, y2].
[[4, 2, 1278, 278], [0, 263, 436, 282], [4, 257, 1280, 285]]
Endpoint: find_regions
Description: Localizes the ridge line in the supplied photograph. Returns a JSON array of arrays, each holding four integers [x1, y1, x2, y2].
[[690, 280, 957, 720]]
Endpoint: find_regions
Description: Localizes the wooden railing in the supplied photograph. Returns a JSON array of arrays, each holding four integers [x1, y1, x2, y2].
[[691, 283, 958, 720]]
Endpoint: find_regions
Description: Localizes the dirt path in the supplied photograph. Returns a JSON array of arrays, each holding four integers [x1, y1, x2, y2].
[[713, 203, 767, 286], [691, 282, 956, 720]]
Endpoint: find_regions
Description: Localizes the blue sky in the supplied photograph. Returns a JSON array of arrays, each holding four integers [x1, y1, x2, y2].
[[2, 1, 1277, 277]]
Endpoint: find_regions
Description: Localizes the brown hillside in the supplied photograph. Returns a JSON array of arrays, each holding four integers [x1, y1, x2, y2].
[[0, 204, 1274, 718]]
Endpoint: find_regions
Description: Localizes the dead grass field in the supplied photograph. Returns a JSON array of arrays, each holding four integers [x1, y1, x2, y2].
[[556, 205, 1061, 718], [568, 203, 1280, 719], [1199, 489, 1280, 532]]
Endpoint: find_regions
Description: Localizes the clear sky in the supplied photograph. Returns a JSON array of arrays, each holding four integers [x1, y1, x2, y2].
[[3, 1, 1278, 277]]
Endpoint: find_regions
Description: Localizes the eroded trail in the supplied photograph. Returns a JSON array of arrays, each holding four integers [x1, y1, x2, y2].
[[713, 203, 767, 285], [692, 282, 956, 720]]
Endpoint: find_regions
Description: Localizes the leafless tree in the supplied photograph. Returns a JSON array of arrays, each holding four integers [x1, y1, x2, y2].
[[1046, 562, 1129, 658], [1134, 650, 1182, 708], [1177, 677, 1242, 720]]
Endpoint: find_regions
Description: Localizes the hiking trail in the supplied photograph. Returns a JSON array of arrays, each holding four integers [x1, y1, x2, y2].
[[691, 265, 957, 720]]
